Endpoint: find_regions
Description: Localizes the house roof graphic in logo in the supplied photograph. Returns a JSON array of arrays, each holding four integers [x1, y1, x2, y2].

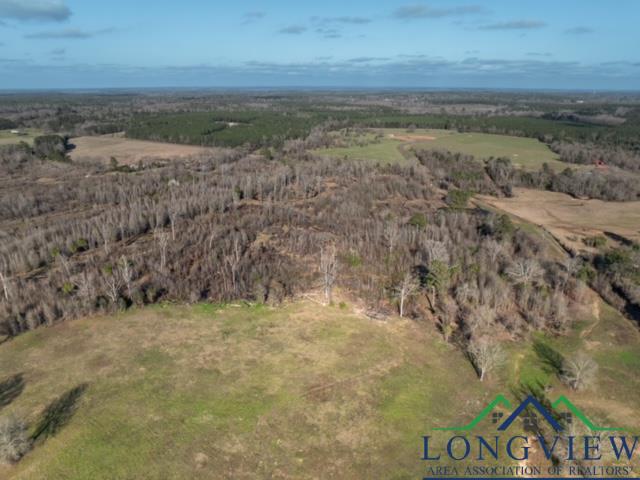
[[497, 395, 563, 432], [434, 394, 511, 431], [435, 394, 622, 432]]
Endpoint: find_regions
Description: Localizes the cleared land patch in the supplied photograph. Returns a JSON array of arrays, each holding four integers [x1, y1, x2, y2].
[[314, 134, 407, 164], [315, 128, 580, 171], [0, 301, 483, 479], [405, 129, 574, 171], [1, 298, 639, 479], [69, 134, 213, 164], [0, 128, 42, 146], [477, 188, 640, 252]]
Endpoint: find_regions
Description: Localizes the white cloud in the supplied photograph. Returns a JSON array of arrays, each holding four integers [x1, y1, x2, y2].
[[278, 25, 307, 35], [393, 4, 488, 19], [0, 0, 71, 22], [25, 27, 115, 39], [479, 20, 546, 30]]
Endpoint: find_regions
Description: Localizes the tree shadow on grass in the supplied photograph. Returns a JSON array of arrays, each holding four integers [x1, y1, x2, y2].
[[532, 339, 565, 376], [0, 373, 25, 410], [32, 383, 88, 442]]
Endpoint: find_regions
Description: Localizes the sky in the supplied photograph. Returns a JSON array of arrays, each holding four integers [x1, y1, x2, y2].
[[0, 0, 638, 90]]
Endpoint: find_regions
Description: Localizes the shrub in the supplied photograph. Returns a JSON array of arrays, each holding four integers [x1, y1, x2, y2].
[[577, 264, 596, 283], [583, 235, 607, 248], [0, 415, 32, 464], [445, 189, 473, 209], [70, 238, 89, 253], [408, 213, 427, 228], [33, 135, 69, 161], [344, 252, 362, 267], [0, 118, 17, 129], [61, 282, 76, 295]]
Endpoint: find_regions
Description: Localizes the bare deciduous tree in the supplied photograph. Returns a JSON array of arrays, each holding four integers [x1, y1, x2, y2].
[[120, 256, 134, 299], [224, 234, 242, 294], [154, 229, 169, 273], [464, 305, 496, 338], [57, 253, 72, 283], [168, 202, 179, 241], [563, 256, 582, 277], [77, 272, 95, 307], [102, 268, 122, 305], [455, 282, 479, 306], [562, 352, 598, 391], [384, 220, 400, 255], [0, 415, 32, 464], [422, 239, 450, 265], [484, 239, 504, 263], [437, 298, 458, 343], [0, 270, 9, 302], [506, 259, 543, 285], [98, 222, 110, 254], [320, 244, 338, 304], [468, 337, 504, 382], [395, 272, 419, 317]]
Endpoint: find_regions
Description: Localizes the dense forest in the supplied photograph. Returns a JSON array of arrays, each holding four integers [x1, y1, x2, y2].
[[1, 144, 587, 344], [1, 91, 638, 341]]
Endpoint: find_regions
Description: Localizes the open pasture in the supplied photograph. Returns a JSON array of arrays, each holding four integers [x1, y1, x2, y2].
[[1, 297, 638, 479], [315, 128, 581, 171], [0, 129, 42, 146], [69, 134, 213, 164]]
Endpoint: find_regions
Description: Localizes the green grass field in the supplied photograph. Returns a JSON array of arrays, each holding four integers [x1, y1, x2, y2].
[[1, 293, 639, 479], [314, 128, 579, 172], [314, 135, 407, 165], [0, 129, 42, 146], [413, 130, 572, 171]]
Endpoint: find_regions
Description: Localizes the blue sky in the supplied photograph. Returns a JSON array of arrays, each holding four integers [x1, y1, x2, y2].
[[0, 0, 638, 90]]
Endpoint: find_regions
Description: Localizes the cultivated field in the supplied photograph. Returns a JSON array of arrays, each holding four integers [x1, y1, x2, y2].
[[477, 188, 640, 252], [315, 128, 578, 171], [69, 134, 213, 164], [1, 296, 638, 479], [0, 129, 42, 146]]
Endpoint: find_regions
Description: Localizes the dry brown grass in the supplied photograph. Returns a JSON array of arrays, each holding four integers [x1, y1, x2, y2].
[[69, 134, 214, 164], [478, 188, 640, 252], [388, 133, 437, 142]]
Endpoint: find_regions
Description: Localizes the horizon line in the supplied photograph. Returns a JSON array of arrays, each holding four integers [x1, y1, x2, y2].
[[2, 86, 640, 95]]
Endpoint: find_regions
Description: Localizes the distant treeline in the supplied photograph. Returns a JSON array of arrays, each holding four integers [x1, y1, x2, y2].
[[124, 108, 640, 151], [415, 148, 640, 202], [0, 117, 17, 129], [359, 113, 640, 150], [125, 111, 345, 148]]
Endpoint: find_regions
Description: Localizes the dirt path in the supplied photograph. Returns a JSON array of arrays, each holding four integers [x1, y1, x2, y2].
[[581, 299, 601, 339], [512, 352, 525, 381]]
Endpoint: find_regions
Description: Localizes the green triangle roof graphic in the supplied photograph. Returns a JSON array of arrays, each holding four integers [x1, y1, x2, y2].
[[435, 394, 623, 432], [434, 394, 511, 431], [552, 395, 623, 432]]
